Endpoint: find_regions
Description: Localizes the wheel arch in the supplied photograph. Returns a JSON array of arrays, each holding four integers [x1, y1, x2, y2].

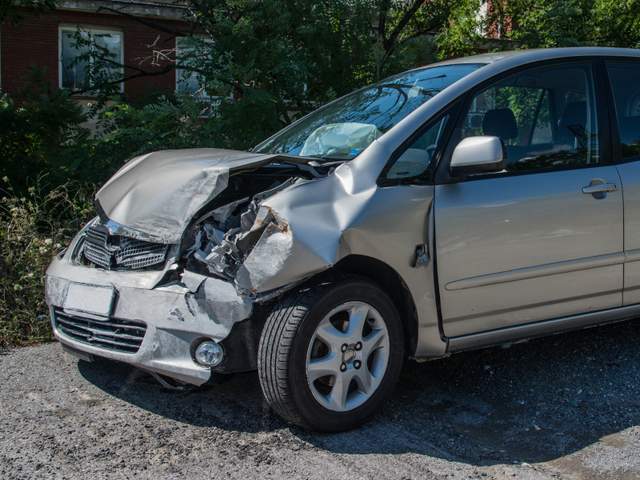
[[326, 254, 419, 357]]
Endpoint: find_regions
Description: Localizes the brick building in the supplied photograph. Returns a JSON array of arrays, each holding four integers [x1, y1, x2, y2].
[[0, 0, 197, 102]]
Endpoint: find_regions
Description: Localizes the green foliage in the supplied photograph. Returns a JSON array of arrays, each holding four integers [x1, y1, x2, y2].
[[591, 0, 640, 48], [439, 0, 640, 57], [0, 179, 94, 349], [0, 70, 93, 191], [436, 0, 486, 58], [505, 0, 593, 48], [182, 0, 377, 132], [94, 96, 220, 159]]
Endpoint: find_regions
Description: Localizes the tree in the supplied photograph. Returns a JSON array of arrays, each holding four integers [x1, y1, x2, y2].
[[0, 0, 57, 24], [438, 0, 640, 58], [373, 0, 452, 78]]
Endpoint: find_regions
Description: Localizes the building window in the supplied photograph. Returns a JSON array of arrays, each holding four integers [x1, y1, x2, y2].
[[59, 26, 123, 92], [175, 36, 209, 97]]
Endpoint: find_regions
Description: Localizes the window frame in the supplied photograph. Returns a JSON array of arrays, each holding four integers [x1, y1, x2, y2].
[[433, 57, 613, 185], [175, 35, 214, 99], [175, 36, 201, 96], [58, 25, 124, 94]]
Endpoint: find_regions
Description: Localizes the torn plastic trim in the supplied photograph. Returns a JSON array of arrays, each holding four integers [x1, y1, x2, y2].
[[181, 270, 254, 329]]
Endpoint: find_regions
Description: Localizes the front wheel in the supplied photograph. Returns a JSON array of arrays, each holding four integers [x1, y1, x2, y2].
[[257, 278, 404, 431]]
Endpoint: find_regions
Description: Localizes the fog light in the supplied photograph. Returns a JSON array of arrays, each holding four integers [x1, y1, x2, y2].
[[194, 340, 224, 367]]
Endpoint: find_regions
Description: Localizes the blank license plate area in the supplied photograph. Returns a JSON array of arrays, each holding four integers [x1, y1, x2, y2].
[[63, 283, 114, 317]]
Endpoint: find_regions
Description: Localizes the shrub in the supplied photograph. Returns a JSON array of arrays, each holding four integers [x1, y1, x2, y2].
[[93, 95, 222, 162], [0, 70, 98, 192], [0, 178, 94, 349]]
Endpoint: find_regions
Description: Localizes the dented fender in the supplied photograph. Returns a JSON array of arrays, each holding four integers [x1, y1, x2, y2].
[[243, 156, 444, 357]]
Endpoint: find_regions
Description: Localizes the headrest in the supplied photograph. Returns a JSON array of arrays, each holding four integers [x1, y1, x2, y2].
[[483, 108, 518, 140], [559, 101, 586, 131]]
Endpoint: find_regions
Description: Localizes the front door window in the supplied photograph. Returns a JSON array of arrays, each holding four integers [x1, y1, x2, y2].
[[458, 63, 599, 173]]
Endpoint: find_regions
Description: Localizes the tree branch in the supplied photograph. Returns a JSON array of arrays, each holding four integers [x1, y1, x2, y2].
[[69, 64, 176, 96], [378, 0, 391, 42], [382, 0, 428, 52]]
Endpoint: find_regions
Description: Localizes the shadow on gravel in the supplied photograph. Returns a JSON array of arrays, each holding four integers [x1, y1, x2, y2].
[[80, 319, 640, 466], [78, 358, 285, 433]]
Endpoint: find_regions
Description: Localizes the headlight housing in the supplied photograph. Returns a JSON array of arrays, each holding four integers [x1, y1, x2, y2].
[[67, 216, 99, 262]]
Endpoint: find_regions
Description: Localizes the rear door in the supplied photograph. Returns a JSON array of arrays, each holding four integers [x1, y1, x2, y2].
[[606, 59, 640, 305], [435, 60, 624, 338]]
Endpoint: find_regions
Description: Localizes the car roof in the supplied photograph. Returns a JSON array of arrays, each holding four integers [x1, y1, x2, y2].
[[433, 47, 640, 68]]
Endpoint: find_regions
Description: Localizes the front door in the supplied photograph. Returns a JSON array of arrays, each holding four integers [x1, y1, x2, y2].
[[435, 60, 624, 338]]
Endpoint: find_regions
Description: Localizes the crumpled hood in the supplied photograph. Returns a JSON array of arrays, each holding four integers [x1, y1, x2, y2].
[[95, 148, 295, 244]]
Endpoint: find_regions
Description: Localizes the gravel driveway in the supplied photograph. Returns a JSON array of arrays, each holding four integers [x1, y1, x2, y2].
[[2, 320, 640, 480]]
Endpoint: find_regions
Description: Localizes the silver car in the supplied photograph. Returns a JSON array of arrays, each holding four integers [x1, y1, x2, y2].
[[46, 47, 640, 431]]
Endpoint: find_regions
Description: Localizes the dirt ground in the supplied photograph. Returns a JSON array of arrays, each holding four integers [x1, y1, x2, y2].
[[2, 319, 640, 479]]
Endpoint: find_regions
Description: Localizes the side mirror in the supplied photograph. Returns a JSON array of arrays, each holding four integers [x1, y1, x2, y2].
[[450, 136, 505, 177]]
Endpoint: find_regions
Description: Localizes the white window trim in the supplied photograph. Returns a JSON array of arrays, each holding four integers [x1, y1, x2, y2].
[[58, 25, 124, 94]]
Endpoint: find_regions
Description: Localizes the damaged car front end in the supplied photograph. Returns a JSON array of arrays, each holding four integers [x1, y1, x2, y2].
[[46, 149, 333, 384]]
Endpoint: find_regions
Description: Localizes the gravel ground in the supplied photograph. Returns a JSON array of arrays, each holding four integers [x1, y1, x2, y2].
[[2, 320, 640, 480]]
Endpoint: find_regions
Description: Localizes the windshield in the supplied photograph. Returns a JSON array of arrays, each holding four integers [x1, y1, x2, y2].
[[254, 63, 483, 160]]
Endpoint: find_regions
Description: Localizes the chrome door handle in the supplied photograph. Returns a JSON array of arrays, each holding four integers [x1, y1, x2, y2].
[[582, 182, 618, 195]]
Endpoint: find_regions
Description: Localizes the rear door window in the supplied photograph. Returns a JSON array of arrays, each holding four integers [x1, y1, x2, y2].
[[606, 61, 640, 160]]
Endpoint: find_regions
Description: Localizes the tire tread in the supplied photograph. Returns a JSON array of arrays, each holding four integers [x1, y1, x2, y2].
[[258, 286, 326, 427], [258, 278, 404, 431]]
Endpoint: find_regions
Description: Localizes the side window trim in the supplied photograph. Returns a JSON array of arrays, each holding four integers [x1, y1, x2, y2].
[[435, 58, 606, 185]]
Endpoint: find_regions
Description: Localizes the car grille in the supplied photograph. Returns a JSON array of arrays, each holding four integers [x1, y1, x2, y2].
[[54, 309, 146, 354], [83, 223, 168, 270]]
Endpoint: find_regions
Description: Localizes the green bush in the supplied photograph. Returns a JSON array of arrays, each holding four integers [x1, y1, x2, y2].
[[0, 71, 98, 191], [93, 95, 222, 161], [0, 178, 94, 349], [92, 92, 284, 161]]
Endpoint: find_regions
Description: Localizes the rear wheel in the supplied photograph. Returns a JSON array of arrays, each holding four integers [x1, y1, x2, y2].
[[258, 278, 404, 431]]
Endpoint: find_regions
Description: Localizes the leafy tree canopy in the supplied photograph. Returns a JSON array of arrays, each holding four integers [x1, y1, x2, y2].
[[439, 0, 640, 57]]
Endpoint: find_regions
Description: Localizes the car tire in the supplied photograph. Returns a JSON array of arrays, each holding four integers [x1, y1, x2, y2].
[[257, 277, 404, 432]]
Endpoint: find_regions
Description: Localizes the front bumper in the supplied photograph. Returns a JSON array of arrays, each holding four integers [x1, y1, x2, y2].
[[45, 255, 255, 385]]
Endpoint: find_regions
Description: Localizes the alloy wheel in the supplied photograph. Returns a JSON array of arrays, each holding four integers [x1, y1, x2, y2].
[[305, 301, 390, 412]]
